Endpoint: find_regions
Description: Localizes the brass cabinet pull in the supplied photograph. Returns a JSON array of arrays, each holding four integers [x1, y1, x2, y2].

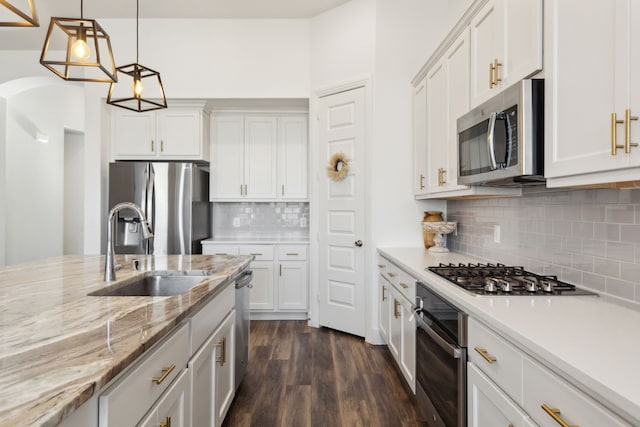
[[489, 62, 495, 88], [387, 272, 396, 278], [215, 252, 229, 255], [244, 184, 248, 195], [377, 264, 385, 268], [282, 184, 285, 196], [151, 140, 155, 152], [286, 252, 299, 256], [474, 346, 497, 364], [160, 140, 164, 152], [152, 364, 176, 384], [493, 59, 502, 85], [217, 337, 227, 365], [250, 253, 263, 256], [611, 113, 625, 155], [399, 282, 409, 289], [240, 184, 244, 196], [160, 416, 172, 427], [382, 286, 387, 301], [393, 299, 400, 319], [541, 404, 579, 427], [419, 174, 425, 190], [437, 168, 446, 186], [625, 109, 639, 153], [279, 264, 282, 276]]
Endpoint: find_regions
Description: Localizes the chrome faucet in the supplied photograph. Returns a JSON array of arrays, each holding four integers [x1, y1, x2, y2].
[[105, 202, 153, 282]]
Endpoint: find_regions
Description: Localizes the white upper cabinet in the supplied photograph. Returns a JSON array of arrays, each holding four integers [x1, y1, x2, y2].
[[414, 26, 521, 199], [470, 0, 542, 108], [211, 113, 308, 201], [278, 116, 309, 200], [244, 115, 278, 199], [111, 101, 210, 162], [413, 77, 428, 197], [545, 0, 640, 187]]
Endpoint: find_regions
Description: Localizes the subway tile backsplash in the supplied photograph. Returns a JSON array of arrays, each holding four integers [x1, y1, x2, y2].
[[212, 202, 309, 238], [447, 188, 640, 305]]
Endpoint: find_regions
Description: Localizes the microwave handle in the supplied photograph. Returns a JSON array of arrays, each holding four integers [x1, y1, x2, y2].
[[487, 112, 498, 170]]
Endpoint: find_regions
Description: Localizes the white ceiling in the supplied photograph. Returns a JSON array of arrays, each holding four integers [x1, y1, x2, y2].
[[0, 0, 351, 50]]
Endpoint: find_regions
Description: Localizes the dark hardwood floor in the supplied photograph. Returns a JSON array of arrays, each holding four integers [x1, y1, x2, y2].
[[223, 320, 425, 427]]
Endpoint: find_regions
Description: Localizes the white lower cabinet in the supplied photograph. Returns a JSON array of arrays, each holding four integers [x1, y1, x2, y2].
[[378, 275, 389, 343], [138, 369, 191, 427], [189, 310, 236, 427], [97, 282, 237, 427], [469, 317, 631, 427], [523, 357, 629, 427], [202, 242, 309, 318], [468, 363, 534, 427], [378, 254, 415, 393]]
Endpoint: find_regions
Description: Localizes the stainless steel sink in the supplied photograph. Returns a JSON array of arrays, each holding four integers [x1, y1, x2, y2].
[[89, 271, 213, 297]]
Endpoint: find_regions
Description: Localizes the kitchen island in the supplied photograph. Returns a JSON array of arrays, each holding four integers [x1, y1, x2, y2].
[[379, 247, 640, 426], [0, 254, 251, 427]]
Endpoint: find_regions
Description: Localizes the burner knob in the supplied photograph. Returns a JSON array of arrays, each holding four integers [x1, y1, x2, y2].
[[522, 276, 539, 292], [501, 279, 514, 293], [540, 280, 554, 293], [484, 278, 500, 293]]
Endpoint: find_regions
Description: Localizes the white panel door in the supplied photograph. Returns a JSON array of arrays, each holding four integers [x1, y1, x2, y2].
[[278, 116, 308, 200], [318, 86, 366, 337], [245, 116, 277, 199], [211, 115, 245, 200]]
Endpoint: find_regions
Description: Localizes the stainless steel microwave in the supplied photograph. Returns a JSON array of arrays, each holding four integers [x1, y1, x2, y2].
[[457, 79, 545, 186]]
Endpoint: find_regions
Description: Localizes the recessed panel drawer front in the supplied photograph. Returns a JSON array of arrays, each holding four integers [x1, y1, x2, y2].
[[377, 255, 388, 278], [190, 283, 234, 354], [394, 267, 416, 301], [99, 323, 190, 427], [468, 317, 523, 403], [523, 357, 630, 427], [276, 245, 308, 261], [239, 245, 274, 261], [202, 244, 240, 256]]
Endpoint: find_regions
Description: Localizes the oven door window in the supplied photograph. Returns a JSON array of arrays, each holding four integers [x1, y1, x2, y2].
[[416, 317, 460, 427]]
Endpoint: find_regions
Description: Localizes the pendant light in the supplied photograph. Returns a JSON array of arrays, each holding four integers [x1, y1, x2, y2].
[[39, 0, 116, 83], [0, 0, 38, 27], [106, 0, 166, 112]]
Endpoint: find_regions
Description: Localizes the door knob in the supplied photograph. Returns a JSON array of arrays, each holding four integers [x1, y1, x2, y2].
[[355, 240, 363, 247]]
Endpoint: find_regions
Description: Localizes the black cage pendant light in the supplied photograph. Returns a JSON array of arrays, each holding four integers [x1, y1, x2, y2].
[[40, 0, 116, 82], [107, 0, 166, 112], [0, 0, 39, 27]]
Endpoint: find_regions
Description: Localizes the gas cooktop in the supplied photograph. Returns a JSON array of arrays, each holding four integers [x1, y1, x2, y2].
[[428, 263, 598, 296]]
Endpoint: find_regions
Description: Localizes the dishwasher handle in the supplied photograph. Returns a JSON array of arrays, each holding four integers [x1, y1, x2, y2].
[[234, 269, 253, 289]]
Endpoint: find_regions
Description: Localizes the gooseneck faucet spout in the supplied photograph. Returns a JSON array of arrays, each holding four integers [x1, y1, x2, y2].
[[104, 202, 153, 282]]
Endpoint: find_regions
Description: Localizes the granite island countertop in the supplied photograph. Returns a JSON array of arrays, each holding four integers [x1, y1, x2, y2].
[[0, 254, 252, 427], [378, 247, 640, 425]]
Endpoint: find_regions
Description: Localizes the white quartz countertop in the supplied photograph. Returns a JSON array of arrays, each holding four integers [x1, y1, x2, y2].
[[202, 236, 310, 244], [378, 247, 640, 425]]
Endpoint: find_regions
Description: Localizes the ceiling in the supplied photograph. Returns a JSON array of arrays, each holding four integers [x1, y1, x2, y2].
[[0, 0, 351, 50]]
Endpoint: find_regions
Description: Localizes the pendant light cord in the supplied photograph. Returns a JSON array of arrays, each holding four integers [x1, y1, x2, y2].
[[136, 0, 139, 64], [80, 0, 83, 19]]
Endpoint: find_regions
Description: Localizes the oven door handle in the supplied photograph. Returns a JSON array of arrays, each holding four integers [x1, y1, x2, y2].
[[415, 313, 463, 359]]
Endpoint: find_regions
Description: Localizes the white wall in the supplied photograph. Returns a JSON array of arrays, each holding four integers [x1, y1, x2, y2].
[[102, 19, 311, 99], [64, 131, 84, 255], [0, 79, 84, 265]]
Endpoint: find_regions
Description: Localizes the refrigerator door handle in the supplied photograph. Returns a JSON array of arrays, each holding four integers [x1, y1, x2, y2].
[[147, 163, 155, 255]]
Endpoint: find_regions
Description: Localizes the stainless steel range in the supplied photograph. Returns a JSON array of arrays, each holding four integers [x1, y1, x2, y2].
[[428, 263, 598, 296]]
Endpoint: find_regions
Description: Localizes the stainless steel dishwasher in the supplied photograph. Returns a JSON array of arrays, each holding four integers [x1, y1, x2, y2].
[[233, 268, 252, 390]]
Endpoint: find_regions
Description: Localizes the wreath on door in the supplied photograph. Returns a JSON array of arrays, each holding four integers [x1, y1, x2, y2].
[[326, 152, 350, 181]]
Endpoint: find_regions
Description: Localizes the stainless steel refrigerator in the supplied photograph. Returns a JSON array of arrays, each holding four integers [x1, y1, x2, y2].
[[108, 162, 211, 255]]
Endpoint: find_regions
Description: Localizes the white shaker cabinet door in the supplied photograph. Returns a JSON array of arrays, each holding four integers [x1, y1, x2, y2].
[[277, 261, 308, 311], [157, 109, 202, 158], [211, 114, 245, 200], [468, 363, 533, 427], [470, 0, 503, 107], [111, 110, 156, 158], [244, 116, 277, 200], [413, 77, 428, 197], [278, 116, 308, 200], [249, 260, 275, 311], [378, 275, 389, 343]]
